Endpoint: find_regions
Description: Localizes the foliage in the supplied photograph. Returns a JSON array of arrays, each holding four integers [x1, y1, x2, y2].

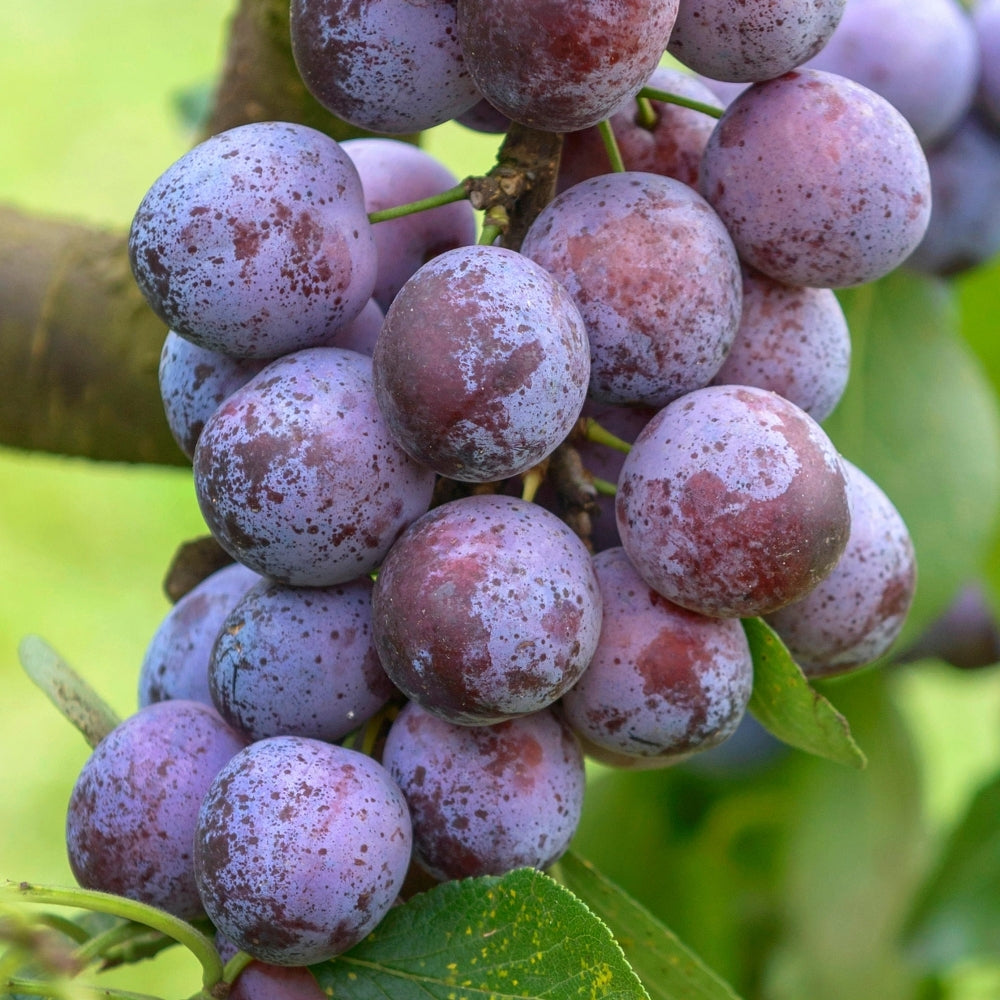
[[3, 2, 1000, 999]]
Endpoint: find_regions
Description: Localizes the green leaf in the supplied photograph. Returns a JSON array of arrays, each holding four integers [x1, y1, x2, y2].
[[552, 852, 742, 1000], [2, 880, 223, 990], [570, 758, 793, 992], [744, 618, 866, 769], [17, 635, 121, 748], [958, 256, 1000, 399], [824, 269, 1000, 644], [903, 768, 1000, 969], [763, 670, 926, 1000], [958, 258, 1000, 617], [310, 867, 649, 1000]]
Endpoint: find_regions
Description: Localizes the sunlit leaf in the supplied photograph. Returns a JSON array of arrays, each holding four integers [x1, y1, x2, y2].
[[744, 618, 866, 769], [310, 867, 649, 1000], [958, 257, 1000, 398], [553, 853, 742, 1000], [571, 757, 792, 993]]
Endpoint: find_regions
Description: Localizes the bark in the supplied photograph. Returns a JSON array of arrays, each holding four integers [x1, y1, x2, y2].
[[0, 0, 394, 466], [0, 206, 182, 464], [0, 0, 561, 468], [494, 125, 565, 252]]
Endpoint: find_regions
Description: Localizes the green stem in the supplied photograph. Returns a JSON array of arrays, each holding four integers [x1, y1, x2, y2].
[[597, 120, 626, 173], [4, 975, 164, 999], [72, 920, 144, 968], [639, 86, 724, 119], [478, 223, 503, 246], [356, 702, 400, 759], [521, 465, 546, 504], [221, 949, 255, 986], [35, 913, 92, 946], [635, 95, 657, 130], [591, 476, 618, 497], [0, 945, 29, 987], [580, 417, 633, 454], [367, 182, 470, 224], [102, 921, 214, 970], [478, 202, 509, 246], [358, 716, 381, 759], [2, 883, 223, 992]]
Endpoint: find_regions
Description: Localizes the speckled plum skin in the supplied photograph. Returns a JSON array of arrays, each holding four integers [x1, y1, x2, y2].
[[217, 934, 326, 1000], [977, 0, 1000, 129], [700, 69, 932, 288], [342, 138, 478, 312], [373, 245, 590, 482], [65, 700, 249, 919], [372, 494, 603, 725], [322, 297, 384, 357], [522, 172, 742, 409], [159, 304, 387, 460], [806, 0, 979, 147], [138, 561, 262, 708], [710, 266, 851, 422], [209, 576, 395, 742], [456, 0, 680, 132], [290, 0, 482, 134], [906, 113, 1000, 278], [129, 122, 378, 359], [455, 96, 512, 133], [561, 547, 754, 762], [616, 384, 851, 618], [159, 332, 268, 460], [382, 701, 585, 881], [766, 458, 916, 676], [667, 0, 846, 83], [558, 67, 724, 193], [194, 736, 412, 966], [193, 347, 436, 586]]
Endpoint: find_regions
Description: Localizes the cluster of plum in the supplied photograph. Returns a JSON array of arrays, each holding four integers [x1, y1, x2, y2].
[[802, 0, 1000, 276], [59, 0, 945, 985]]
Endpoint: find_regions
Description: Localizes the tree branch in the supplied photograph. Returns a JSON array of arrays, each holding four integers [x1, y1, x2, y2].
[[0, 0, 397, 466], [0, 206, 183, 464], [0, 0, 566, 469]]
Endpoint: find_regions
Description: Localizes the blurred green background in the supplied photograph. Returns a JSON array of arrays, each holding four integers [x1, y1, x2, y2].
[[2, 3, 1000, 998]]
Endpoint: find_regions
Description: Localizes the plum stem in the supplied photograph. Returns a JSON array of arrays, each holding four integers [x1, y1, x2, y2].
[[598, 120, 626, 173], [521, 461, 548, 503], [579, 417, 633, 454], [221, 949, 255, 988], [71, 919, 149, 968], [479, 204, 509, 245], [367, 182, 470, 224], [639, 86, 725, 119], [2, 882, 223, 993], [635, 95, 658, 130], [3, 975, 163, 999], [478, 223, 503, 245]]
